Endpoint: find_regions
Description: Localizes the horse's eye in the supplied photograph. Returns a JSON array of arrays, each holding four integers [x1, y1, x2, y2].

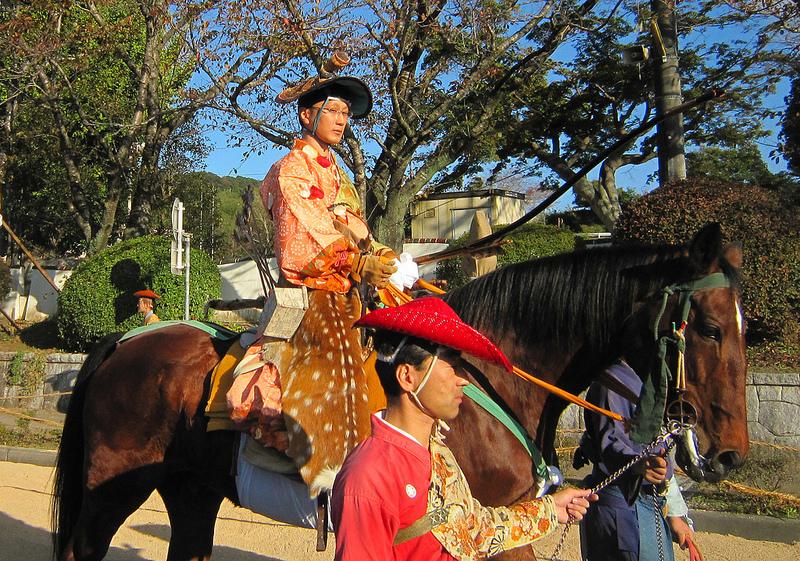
[[699, 323, 721, 341]]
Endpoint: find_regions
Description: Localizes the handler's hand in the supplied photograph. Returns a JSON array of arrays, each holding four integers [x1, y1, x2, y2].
[[551, 488, 598, 524], [668, 516, 704, 561], [642, 454, 668, 484]]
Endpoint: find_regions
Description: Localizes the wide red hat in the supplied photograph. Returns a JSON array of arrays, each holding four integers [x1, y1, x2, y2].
[[133, 289, 161, 300], [355, 297, 512, 372]]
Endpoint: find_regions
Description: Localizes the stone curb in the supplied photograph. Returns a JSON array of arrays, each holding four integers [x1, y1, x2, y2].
[[1, 447, 797, 544], [690, 509, 800, 545], [0, 445, 57, 467]]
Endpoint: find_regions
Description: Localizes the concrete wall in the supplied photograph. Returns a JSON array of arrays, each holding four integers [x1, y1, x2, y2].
[[410, 193, 526, 241], [1, 353, 796, 448], [557, 371, 800, 447], [746, 372, 800, 446], [2, 267, 73, 322]]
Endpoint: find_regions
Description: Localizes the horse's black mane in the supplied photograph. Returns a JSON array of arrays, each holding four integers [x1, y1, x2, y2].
[[445, 241, 739, 353]]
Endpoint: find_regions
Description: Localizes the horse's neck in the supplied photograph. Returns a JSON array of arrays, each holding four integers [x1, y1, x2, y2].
[[469, 357, 552, 439]]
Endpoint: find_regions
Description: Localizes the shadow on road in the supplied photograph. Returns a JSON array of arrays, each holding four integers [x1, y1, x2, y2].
[[130, 523, 293, 561]]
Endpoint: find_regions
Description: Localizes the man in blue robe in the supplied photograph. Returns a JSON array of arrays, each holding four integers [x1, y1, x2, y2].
[[577, 360, 701, 561]]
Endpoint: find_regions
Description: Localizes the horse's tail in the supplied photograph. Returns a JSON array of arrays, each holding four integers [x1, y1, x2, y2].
[[51, 332, 123, 560]]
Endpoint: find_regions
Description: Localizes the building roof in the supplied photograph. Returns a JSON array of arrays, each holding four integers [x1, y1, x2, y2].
[[415, 188, 526, 202]]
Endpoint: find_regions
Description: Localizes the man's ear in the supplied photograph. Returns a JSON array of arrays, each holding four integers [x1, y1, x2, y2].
[[395, 364, 418, 393], [298, 107, 312, 129]]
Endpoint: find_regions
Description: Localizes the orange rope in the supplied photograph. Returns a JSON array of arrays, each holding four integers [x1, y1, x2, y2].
[[511, 366, 624, 422], [415, 278, 446, 295]]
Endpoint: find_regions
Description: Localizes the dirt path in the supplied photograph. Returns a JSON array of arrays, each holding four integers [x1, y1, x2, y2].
[[1, 462, 797, 561]]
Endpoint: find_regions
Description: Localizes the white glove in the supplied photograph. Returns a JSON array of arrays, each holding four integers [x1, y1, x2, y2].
[[388, 252, 420, 290]]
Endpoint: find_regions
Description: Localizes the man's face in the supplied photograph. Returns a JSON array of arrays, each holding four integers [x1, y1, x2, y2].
[[413, 349, 470, 422], [300, 98, 351, 146], [137, 298, 152, 314]]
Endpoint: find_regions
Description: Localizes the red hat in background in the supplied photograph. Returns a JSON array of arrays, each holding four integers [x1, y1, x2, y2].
[[355, 297, 512, 372], [133, 289, 161, 300]]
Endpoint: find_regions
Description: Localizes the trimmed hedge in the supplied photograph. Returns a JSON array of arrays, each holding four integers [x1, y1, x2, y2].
[[57, 235, 221, 350], [615, 178, 800, 355], [435, 223, 576, 289]]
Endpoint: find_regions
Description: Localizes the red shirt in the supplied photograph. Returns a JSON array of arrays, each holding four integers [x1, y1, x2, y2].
[[332, 414, 455, 561]]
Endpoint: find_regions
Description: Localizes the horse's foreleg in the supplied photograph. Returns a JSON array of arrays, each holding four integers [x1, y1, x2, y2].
[[158, 476, 224, 561]]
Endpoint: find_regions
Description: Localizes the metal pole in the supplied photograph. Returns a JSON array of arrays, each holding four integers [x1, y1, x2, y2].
[[651, 0, 686, 184], [184, 234, 191, 320]]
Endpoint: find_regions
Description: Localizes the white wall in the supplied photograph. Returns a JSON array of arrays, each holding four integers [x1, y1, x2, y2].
[[3, 268, 73, 322]]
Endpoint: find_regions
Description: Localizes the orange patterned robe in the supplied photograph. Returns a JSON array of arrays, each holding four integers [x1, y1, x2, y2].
[[261, 139, 373, 291], [232, 139, 386, 493]]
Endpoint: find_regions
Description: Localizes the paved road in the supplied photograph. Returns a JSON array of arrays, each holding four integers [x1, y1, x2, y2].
[[1, 461, 797, 561]]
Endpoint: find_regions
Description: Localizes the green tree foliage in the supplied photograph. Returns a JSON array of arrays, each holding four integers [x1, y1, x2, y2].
[[57, 235, 221, 350], [781, 76, 800, 175], [0, 0, 275, 253], [686, 143, 776, 185], [435, 223, 575, 289], [614, 178, 800, 358], [149, 171, 263, 264], [483, 5, 778, 229]]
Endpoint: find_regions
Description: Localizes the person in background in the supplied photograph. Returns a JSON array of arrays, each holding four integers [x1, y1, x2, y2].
[[576, 358, 703, 561], [133, 289, 161, 326], [332, 297, 597, 561]]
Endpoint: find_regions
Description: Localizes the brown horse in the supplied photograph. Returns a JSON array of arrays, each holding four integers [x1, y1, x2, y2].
[[52, 224, 748, 561]]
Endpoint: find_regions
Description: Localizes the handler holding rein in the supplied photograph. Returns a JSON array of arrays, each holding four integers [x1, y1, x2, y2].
[[332, 297, 597, 560]]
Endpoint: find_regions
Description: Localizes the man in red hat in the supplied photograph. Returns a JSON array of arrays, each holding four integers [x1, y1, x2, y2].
[[331, 297, 597, 561], [133, 289, 161, 325]]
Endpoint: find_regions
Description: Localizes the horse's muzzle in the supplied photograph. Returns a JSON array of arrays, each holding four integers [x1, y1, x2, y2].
[[675, 427, 744, 482]]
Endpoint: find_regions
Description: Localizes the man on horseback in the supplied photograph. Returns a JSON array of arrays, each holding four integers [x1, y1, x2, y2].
[[231, 53, 401, 497], [332, 297, 597, 560], [133, 289, 160, 325]]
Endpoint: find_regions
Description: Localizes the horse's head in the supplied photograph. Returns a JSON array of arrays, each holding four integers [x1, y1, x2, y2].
[[627, 223, 748, 483]]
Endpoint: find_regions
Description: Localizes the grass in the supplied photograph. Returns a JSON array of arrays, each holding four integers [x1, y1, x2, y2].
[[686, 446, 800, 519], [0, 421, 61, 450], [0, 318, 64, 354]]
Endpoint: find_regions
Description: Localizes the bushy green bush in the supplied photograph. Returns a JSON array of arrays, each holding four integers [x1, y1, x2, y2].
[[615, 178, 800, 355], [497, 223, 577, 267], [435, 223, 576, 289], [58, 235, 221, 350]]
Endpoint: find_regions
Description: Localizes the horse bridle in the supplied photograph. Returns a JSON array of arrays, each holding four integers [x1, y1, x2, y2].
[[653, 272, 731, 420], [648, 271, 733, 477]]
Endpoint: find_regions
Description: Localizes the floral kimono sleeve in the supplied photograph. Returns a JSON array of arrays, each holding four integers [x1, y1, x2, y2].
[[429, 439, 560, 561]]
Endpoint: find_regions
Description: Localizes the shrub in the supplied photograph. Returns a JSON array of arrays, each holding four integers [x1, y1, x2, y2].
[[0, 258, 10, 299], [496, 223, 577, 267], [435, 223, 576, 289], [58, 235, 221, 350], [615, 178, 800, 353]]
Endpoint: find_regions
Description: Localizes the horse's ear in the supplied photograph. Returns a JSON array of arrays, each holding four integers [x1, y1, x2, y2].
[[688, 222, 723, 273], [723, 242, 743, 270]]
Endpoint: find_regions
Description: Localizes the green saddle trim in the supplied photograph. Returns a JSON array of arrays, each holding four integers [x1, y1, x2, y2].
[[463, 383, 549, 482], [118, 320, 239, 344]]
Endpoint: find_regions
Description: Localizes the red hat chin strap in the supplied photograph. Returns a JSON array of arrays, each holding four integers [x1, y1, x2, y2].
[[409, 350, 450, 432]]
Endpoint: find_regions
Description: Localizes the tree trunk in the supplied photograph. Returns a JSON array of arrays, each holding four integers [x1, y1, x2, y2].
[[370, 188, 413, 251], [572, 175, 619, 231], [651, 0, 686, 184]]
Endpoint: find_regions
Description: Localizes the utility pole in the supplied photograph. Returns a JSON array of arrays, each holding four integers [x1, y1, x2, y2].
[[650, 0, 686, 184]]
